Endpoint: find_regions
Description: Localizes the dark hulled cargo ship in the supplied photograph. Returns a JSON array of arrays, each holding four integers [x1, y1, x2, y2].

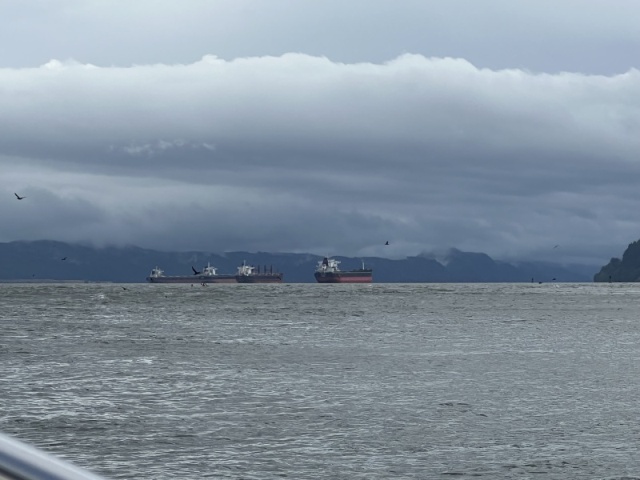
[[146, 263, 237, 283], [314, 257, 373, 283], [235, 261, 284, 283]]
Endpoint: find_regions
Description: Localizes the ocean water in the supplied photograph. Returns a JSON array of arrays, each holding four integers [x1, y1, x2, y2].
[[1, 282, 640, 479]]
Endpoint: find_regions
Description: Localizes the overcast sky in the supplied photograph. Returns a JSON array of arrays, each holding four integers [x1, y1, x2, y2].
[[2, 0, 640, 266]]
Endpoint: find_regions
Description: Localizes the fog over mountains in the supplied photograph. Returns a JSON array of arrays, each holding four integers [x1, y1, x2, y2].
[[0, 240, 597, 283]]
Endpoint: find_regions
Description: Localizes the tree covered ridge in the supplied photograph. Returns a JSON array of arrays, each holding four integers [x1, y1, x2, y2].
[[594, 240, 640, 282]]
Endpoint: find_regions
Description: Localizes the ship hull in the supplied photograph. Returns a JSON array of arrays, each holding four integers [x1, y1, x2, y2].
[[146, 275, 237, 284], [236, 274, 284, 284], [314, 271, 373, 283]]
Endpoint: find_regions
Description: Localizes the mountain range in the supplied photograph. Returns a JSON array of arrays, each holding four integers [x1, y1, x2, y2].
[[0, 240, 598, 283]]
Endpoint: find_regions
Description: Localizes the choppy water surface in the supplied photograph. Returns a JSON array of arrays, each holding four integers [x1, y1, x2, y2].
[[2, 283, 640, 479]]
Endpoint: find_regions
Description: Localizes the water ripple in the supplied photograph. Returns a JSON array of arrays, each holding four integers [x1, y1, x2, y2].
[[2, 283, 640, 478]]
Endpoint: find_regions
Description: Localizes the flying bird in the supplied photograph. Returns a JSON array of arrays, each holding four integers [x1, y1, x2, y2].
[[553, 245, 559, 249], [385, 241, 389, 245], [192, 266, 201, 275], [61, 257, 67, 261], [14, 193, 25, 200]]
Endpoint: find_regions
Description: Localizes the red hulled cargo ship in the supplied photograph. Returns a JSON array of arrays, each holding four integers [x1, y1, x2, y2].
[[314, 257, 373, 283]]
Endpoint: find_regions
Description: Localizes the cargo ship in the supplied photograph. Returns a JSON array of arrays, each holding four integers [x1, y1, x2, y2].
[[314, 257, 373, 283], [235, 261, 284, 283], [146, 263, 236, 283]]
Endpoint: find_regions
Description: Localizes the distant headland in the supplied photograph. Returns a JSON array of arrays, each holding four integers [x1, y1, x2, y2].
[[594, 240, 640, 282]]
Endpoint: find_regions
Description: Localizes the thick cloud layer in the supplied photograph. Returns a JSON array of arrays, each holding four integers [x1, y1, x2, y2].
[[1, 54, 639, 264]]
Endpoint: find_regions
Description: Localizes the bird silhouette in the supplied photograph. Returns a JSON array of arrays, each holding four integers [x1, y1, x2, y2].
[[61, 257, 67, 261], [192, 266, 201, 275], [385, 241, 389, 245], [14, 193, 25, 200]]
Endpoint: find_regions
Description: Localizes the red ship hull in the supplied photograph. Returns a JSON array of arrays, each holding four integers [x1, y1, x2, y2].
[[314, 271, 373, 283]]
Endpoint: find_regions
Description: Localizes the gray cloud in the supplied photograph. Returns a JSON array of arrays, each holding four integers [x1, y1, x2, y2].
[[0, 54, 639, 265], [1, 1, 639, 266]]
